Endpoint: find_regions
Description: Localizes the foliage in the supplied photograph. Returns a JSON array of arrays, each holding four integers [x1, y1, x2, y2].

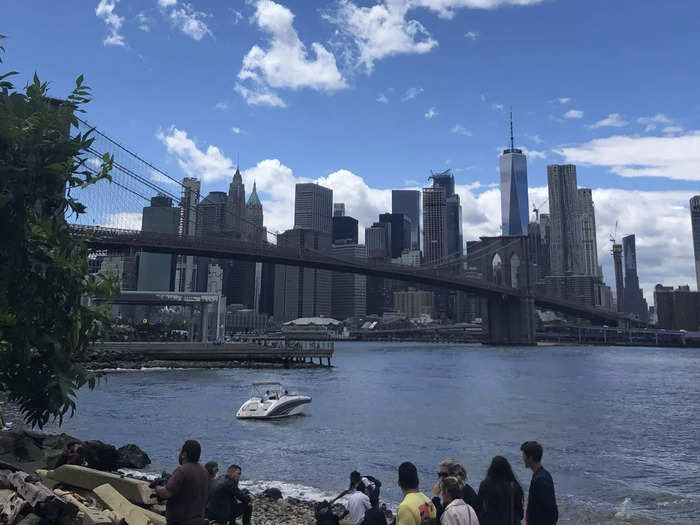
[[0, 35, 118, 428]]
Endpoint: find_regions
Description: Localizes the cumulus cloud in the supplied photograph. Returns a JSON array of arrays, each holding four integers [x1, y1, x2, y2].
[[663, 126, 683, 135], [564, 109, 584, 119], [555, 132, 700, 181], [492, 103, 505, 112], [231, 127, 243, 134], [136, 12, 152, 32], [215, 101, 228, 110], [425, 107, 438, 119], [103, 212, 143, 230], [96, 0, 126, 47], [590, 113, 628, 128], [151, 170, 179, 185], [324, 0, 438, 73], [557, 97, 571, 104], [528, 134, 544, 144], [402, 87, 424, 101], [376, 93, 389, 104], [465, 31, 479, 40], [236, 0, 346, 107], [412, 0, 545, 19], [157, 126, 237, 182], [637, 113, 671, 132]]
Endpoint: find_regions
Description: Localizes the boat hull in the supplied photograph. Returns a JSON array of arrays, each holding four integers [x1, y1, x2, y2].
[[236, 396, 311, 420]]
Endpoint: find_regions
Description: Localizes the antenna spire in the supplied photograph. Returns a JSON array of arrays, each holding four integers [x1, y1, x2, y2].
[[509, 108, 514, 150]]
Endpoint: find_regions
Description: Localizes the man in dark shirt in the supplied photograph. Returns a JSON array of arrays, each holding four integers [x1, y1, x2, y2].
[[431, 458, 480, 520], [206, 464, 252, 525], [521, 441, 558, 525], [156, 440, 209, 525]]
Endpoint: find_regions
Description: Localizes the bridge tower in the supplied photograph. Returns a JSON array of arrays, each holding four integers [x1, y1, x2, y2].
[[467, 235, 536, 345]]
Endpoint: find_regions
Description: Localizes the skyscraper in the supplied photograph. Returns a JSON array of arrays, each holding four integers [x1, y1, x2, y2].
[[392, 190, 420, 251], [294, 183, 333, 234], [196, 191, 228, 292], [430, 169, 463, 257], [245, 182, 264, 243], [578, 188, 600, 277], [547, 164, 584, 275], [227, 166, 246, 238], [332, 215, 359, 245], [499, 114, 529, 236], [178, 177, 200, 292], [379, 213, 412, 258], [331, 244, 367, 320], [423, 185, 447, 264], [273, 229, 332, 322], [690, 195, 700, 290], [334, 203, 345, 217], [621, 234, 649, 321], [612, 243, 624, 311], [137, 195, 179, 291]]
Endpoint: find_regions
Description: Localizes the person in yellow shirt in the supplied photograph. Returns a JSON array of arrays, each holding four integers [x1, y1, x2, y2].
[[397, 462, 437, 525]]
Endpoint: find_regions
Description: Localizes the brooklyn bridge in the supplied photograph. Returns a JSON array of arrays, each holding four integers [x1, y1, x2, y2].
[[70, 118, 635, 345]]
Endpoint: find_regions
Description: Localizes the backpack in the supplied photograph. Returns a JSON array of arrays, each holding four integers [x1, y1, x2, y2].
[[361, 475, 382, 506], [314, 501, 340, 525]]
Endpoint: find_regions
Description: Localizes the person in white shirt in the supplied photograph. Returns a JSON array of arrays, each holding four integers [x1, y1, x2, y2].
[[346, 488, 372, 525], [440, 476, 480, 525]]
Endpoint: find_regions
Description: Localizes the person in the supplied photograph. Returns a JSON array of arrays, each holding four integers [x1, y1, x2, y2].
[[65, 443, 87, 466], [363, 498, 388, 525], [155, 440, 209, 525], [346, 483, 371, 525], [432, 459, 480, 520], [396, 461, 436, 525], [440, 476, 480, 525], [520, 442, 558, 525], [477, 456, 523, 525], [206, 464, 252, 525], [204, 461, 219, 493]]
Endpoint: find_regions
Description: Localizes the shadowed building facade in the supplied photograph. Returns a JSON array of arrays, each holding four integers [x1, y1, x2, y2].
[[691, 195, 700, 290], [392, 190, 420, 251]]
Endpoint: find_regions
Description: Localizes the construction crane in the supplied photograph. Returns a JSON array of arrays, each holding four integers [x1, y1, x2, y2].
[[609, 220, 618, 249], [532, 198, 548, 222]]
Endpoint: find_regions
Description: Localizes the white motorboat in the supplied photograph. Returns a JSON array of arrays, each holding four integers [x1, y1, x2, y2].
[[236, 382, 311, 420]]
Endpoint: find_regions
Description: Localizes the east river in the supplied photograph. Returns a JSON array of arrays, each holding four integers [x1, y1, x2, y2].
[[46, 343, 700, 524]]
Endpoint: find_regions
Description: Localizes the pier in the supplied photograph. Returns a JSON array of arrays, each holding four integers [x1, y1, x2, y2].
[[90, 341, 334, 366]]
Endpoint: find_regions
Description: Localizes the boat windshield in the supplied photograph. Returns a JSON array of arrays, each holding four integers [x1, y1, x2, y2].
[[251, 382, 288, 400]]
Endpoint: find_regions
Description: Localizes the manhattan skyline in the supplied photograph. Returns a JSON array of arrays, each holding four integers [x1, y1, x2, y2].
[[3, 0, 699, 299]]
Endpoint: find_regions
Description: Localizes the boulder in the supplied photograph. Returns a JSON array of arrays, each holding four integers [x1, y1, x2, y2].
[[0, 431, 81, 473], [0, 488, 31, 525], [16, 513, 44, 525], [261, 487, 283, 501], [82, 442, 119, 472], [117, 445, 150, 470], [1, 470, 77, 523]]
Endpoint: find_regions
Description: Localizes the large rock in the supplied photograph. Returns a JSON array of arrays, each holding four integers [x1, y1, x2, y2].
[[117, 444, 150, 470], [261, 487, 283, 501], [82, 441, 119, 472]]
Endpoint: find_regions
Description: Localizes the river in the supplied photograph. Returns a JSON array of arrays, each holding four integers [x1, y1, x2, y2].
[[45, 343, 700, 524]]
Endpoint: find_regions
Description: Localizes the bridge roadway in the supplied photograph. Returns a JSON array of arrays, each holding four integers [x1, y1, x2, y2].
[[72, 225, 624, 325]]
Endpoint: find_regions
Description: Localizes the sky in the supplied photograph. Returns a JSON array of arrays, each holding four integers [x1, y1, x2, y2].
[[3, 0, 700, 301]]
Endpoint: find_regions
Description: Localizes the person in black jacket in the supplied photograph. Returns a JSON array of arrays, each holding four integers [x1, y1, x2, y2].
[[477, 456, 524, 525], [206, 464, 252, 525], [520, 442, 558, 525], [431, 458, 481, 521]]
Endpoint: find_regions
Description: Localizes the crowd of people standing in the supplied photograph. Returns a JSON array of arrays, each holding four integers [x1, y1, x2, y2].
[[153, 439, 558, 525]]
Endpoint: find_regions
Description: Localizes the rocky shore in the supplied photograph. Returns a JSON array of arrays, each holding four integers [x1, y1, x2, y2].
[[0, 429, 378, 525]]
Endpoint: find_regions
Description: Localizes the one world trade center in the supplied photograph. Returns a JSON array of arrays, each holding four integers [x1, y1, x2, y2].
[[499, 113, 529, 236]]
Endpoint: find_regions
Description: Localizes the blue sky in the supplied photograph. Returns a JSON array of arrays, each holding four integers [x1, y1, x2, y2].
[[3, 0, 700, 298]]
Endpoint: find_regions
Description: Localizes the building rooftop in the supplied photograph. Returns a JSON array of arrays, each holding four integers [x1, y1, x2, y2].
[[283, 317, 342, 326]]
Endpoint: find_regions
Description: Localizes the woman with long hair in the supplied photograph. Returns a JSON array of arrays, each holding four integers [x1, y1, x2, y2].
[[477, 456, 524, 525]]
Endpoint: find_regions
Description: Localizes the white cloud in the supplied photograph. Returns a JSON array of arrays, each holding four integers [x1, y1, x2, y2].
[[136, 12, 152, 32], [103, 212, 142, 230], [402, 87, 424, 101], [167, 3, 212, 40], [151, 170, 179, 185], [324, 0, 438, 73], [157, 126, 238, 182], [425, 107, 438, 119], [158, 0, 177, 7], [215, 101, 228, 110], [96, 0, 125, 47], [231, 8, 243, 24], [376, 93, 389, 104], [480, 93, 486, 102], [528, 134, 544, 144], [231, 127, 243, 134], [557, 97, 571, 104], [521, 147, 546, 160], [491, 103, 504, 112], [637, 113, 671, 132], [412, 0, 545, 19], [451, 124, 471, 136], [590, 113, 628, 128], [234, 83, 286, 108], [86, 157, 102, 170], [237, 0, 346, 107], [663, 126, 683, 135], [465, 31, 479, 40], [555, 131, 700, 181], [564, 109, 584, 119]]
